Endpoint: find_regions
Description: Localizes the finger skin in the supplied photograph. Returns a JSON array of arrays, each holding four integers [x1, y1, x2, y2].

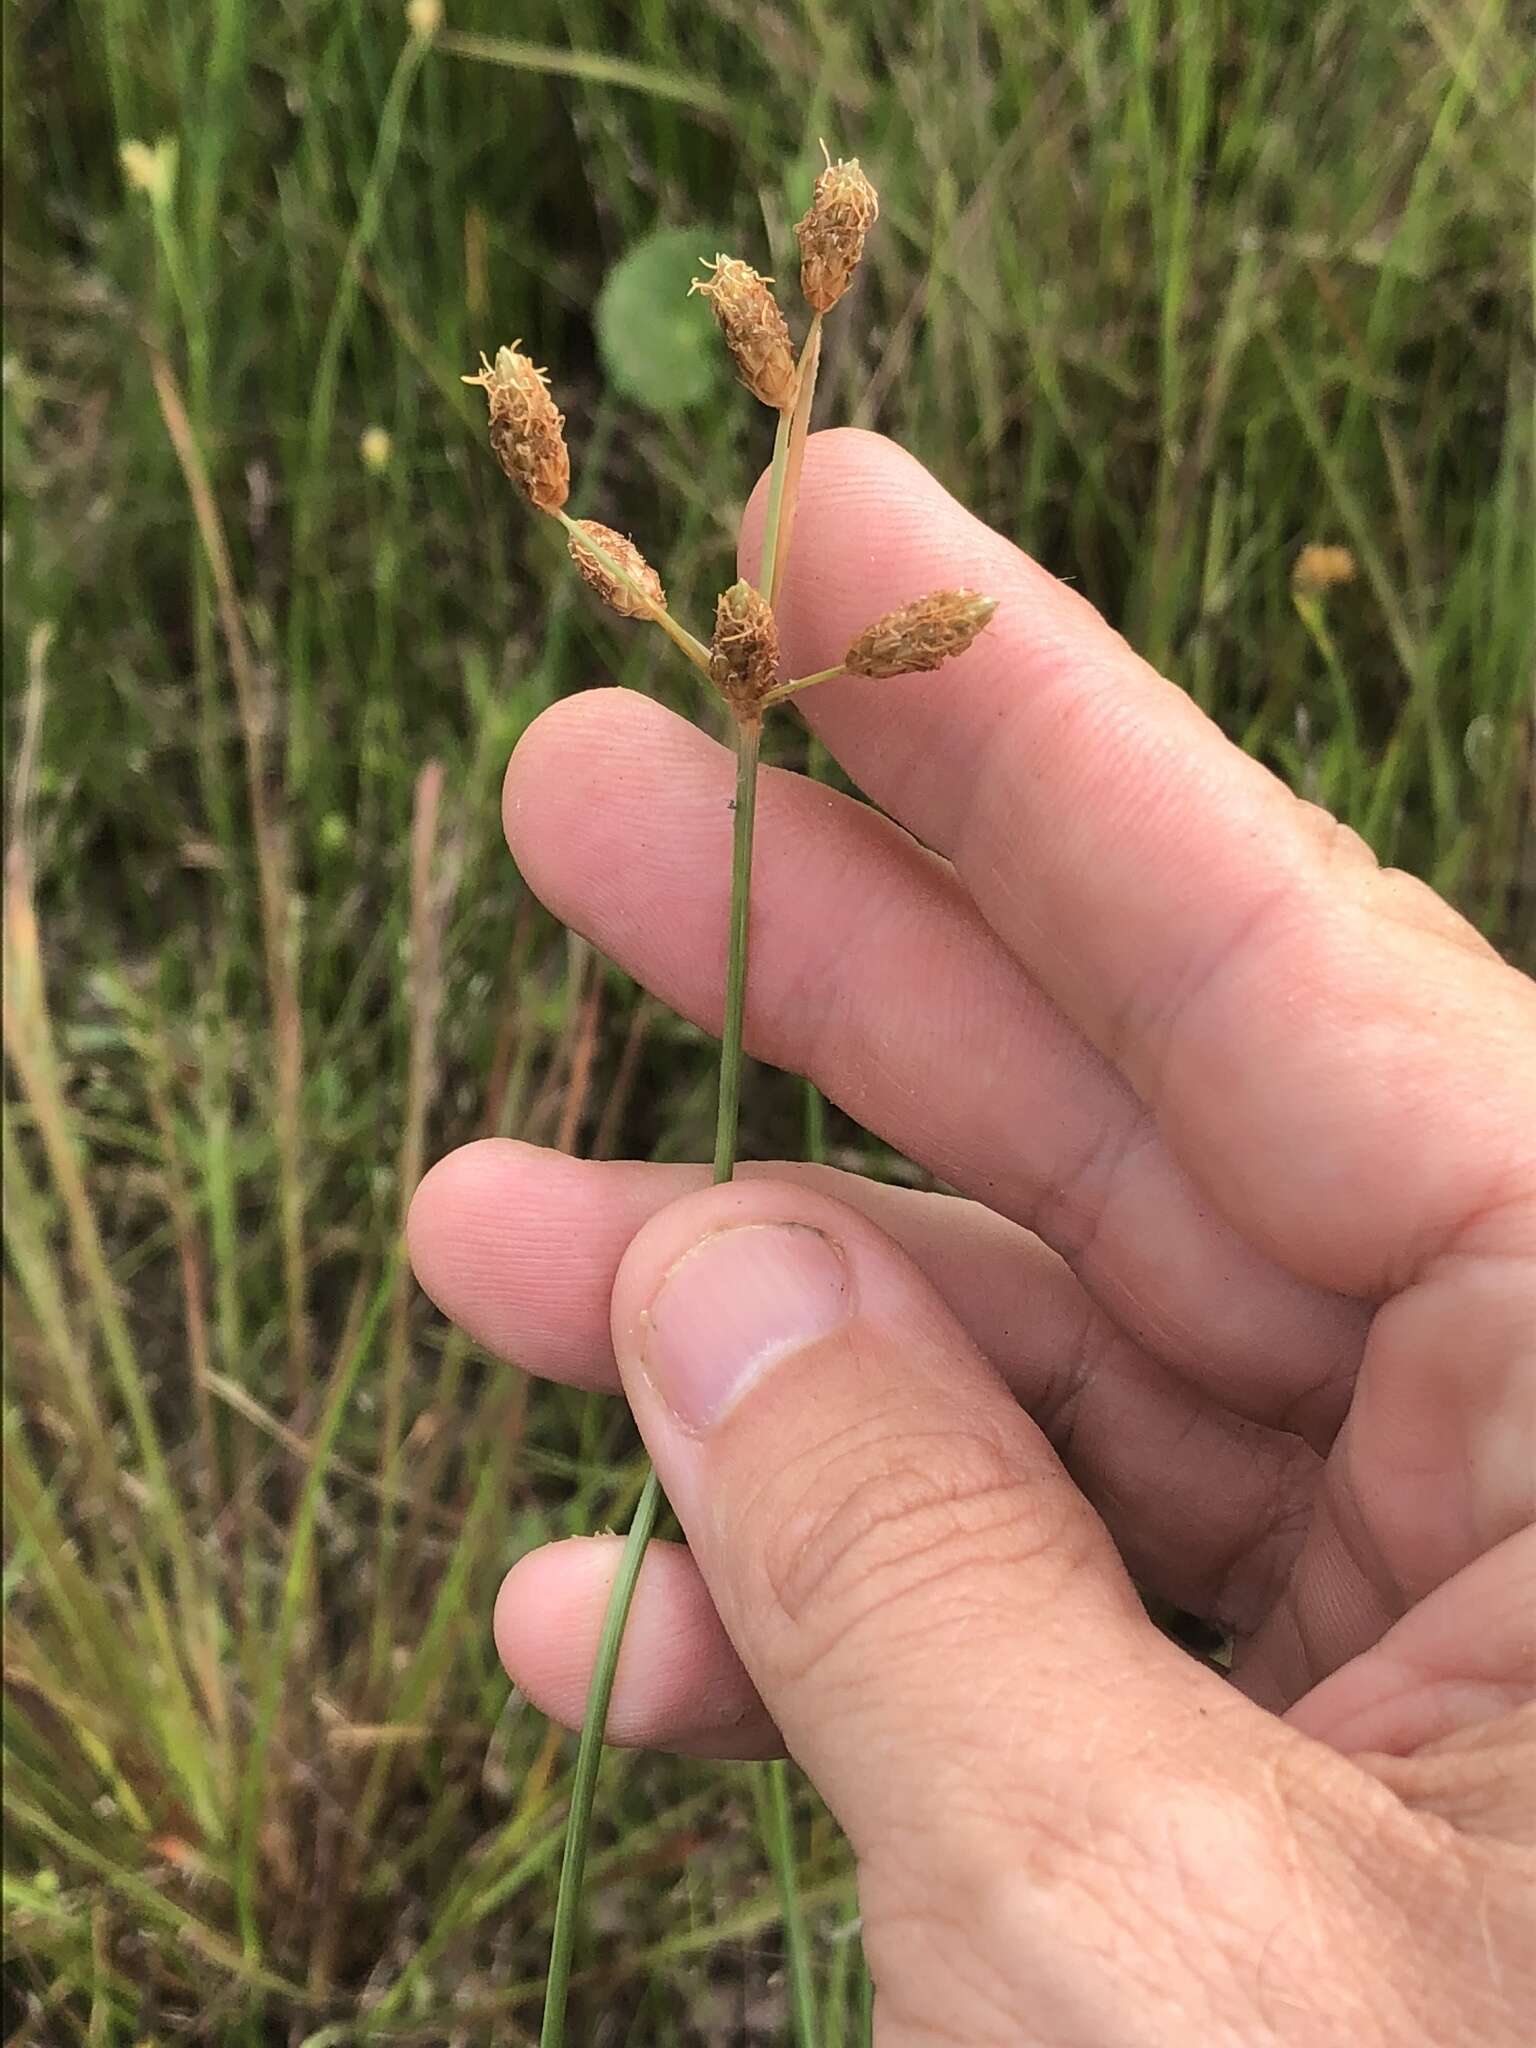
[[1284, 1527, 1536, 1762], [493, 1537, 780, 1759], [600, 1177, 1502, 2048], [501, 688, 1366, 1434], [409, 1140, 1318, 1629], [604, 1174, 1236, 1857], [1241, 1246, 1536, 1706], [461, 428, 1536, 2042], [741, 428, 1536, 1297], [410, 1142, 1096, 1397], [732, 424, 1536, 1708]]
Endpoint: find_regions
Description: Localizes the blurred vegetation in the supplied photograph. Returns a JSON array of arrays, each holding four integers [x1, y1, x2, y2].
[[4, 0, 1532, 2039]]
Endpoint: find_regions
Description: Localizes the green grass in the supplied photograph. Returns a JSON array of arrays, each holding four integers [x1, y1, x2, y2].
[[4, 0, 1532, 2038]]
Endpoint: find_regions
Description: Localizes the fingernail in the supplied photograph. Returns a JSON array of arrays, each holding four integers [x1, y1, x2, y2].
[[640, 1223, 851, 1432]]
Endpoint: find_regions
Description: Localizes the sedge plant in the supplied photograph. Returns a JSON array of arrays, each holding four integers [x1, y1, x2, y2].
[[461, 155, 997, 2040]]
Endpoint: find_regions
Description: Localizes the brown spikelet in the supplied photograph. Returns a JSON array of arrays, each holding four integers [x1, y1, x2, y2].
[[1291, 544, 1358, 598], [690, 258, 798, 411], [461, 344, 570, 512], [567, 520, 666, 619], [844, 590, 997, 678], [708, 581, 779, 718], [795, 157, 879, 312]]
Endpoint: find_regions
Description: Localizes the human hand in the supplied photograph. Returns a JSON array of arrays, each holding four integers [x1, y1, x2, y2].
[[409, 431, 1535, 2044]]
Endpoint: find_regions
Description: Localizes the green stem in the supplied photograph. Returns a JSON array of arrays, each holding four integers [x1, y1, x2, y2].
[[802, 736, 830, 1169], [764, 661, 845, 705], [714, 717, 761, 1180], [538, 1464, 663, 2048], [715, 719, 821, 2039], [290, 27, 430, 790], [1294, 595, 1365, 822], [716, 722, 829, 2040], [540, 714, 763, 2045], [764, 1760, 820, 2048]]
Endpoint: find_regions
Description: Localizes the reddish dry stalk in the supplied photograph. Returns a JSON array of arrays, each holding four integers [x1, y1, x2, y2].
[[400, 900, 539, 1565], [593, 993, 657, 1160], [525, 937, 599, 1146], [554, 949, 606, 1156], [199, 1364, 441, 1515], [144, 1062, 222, 1521], [379, 761, 448, 1523], [477, 898, 539, 1139]]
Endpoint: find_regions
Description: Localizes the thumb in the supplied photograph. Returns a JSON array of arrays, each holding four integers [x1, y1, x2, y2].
[[611, 1176, 1238, 1864]]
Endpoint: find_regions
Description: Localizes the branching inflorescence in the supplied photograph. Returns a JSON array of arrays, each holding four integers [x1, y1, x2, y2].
[[463, 153, 997, 2041]]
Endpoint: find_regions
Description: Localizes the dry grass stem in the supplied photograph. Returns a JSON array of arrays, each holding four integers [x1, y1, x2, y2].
[[553, 951, 605, 1157], [764, 312, 823, 609], [593, 994, 658, 1160], [689, 256, 799, 410], [148, 345, 309, 1402], [371, 759, 451, 1680]]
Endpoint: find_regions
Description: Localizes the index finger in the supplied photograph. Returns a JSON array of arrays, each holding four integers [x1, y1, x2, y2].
[[744, 430, 1535, 1297]]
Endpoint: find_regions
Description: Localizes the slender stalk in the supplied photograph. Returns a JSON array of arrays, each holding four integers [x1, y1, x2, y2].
[[540, 713, 763, 2044], [802, 736, 831, 1169], [763, 1758, 820, 2048], [757, 403, 795, 603], [765, 733, 833, 2043], [538, 1463, 663, 2048], [713, 718, 761, 1179], [1294, 594, 1365, 820], [765, 661, 845, 705], [767, 312, 823, 609]]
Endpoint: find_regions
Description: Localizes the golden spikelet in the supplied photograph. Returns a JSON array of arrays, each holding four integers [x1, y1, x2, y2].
[[1291, 544, 1358, 598], [461, 344, 570, 513], [566, 520, 667, 619], [690, 258, 798, 411], [795, 156, 879, 312], [844, 590, 997, 678], [708, 581, 779, 718]]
